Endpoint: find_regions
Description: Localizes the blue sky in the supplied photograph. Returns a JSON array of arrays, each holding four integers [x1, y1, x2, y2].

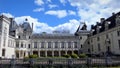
[[0, 0, 120, 33]]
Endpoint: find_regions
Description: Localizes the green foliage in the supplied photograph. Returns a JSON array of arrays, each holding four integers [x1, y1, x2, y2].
[[23, 56, 29, 61], [29, 54, 38, 58], [79, 53, 87, 58], [71, 53, 79, 58], [63, 54, 71, 58]]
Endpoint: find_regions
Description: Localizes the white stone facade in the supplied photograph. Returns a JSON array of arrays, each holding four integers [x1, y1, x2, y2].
[[83, 12, 120, 56], [0, 15, 88, 58]]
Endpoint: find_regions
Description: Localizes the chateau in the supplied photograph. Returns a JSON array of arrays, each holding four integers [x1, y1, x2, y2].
[[0, 15, 89, 58], [83, 12, 120, 56], [0, 11, 120, 58]]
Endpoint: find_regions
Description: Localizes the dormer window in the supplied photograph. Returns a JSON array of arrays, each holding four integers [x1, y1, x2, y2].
[[18, 36, 20, 39], [116, 15, 120, 26], [96, 25, 101, 33], [105, 21, 110, 30]]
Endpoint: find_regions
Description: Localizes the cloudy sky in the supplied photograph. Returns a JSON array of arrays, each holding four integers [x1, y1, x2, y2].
[[0, 0, 120, 33]]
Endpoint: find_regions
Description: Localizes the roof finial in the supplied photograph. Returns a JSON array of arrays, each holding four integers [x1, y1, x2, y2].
[[25, 18, 28, 21]]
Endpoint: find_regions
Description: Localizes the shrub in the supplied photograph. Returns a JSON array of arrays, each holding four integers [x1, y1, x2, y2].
[[24, 56, 29, 61], [29, 54, 38, 58], [71, 54, 78, 58], [79, 53, 87, 58], [63, 54, 71, 58]]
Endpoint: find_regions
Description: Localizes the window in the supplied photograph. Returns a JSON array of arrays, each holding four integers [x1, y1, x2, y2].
[[80, 37, 82, 39], [97, 37, 100, 41], [118, 40, 120, 50], [29, 36, 30, 39], [91, 39, 93, 43], [68, 42, 71, 48], [48, 42, 51, 48], [88, 41, 90, 44], [18, 36, 20, 39], [74, 42, 77, 48], [55, 42, 58, 48], [34, 42, 37, 48], [21, 42, 23, 48], [41, 42, 44, 48], [106, 34, 109, 38], [81, 44, 83, 48], [2, 49, 5, 56], [28, 44, 30, 48], [117, 31, 120, 36], [16, 42, 19, 48], [61, 42, 65, 48], [98, 43, 101, 51]]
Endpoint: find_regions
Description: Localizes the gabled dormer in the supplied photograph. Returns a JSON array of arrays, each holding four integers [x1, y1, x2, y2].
[[116, 15, 120, 26], [105, 21, 111, 30], [96, 22, 101, 34], [21, 18, 32, 33]]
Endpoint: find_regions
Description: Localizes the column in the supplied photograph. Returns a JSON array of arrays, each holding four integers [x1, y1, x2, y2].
[[65, 51, 67, 55], [45, 51, 47, 57], [52, 51, 54, 57], [38, 51, 40, 57], [72, 51, 74, 54], [19, 50, 20, 58], [59, 51, 61, 57]]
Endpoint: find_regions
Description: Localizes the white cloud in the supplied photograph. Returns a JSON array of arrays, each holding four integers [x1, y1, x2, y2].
[[0, 13, 78, 34], [48, 4, 58, 9], [68, 10, 76, 15], [47, 0, 52, 3], [59, 0, 67, 5], [15, 16, 79, 33], [45, 10, 67, 18], [1, 13, 14, 18], [34, 0, 44, 6], [33, 8, 44, 12], [68, 0, 120, 28]]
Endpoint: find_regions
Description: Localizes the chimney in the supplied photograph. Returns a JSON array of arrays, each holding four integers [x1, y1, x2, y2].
[[100, 18, 105, 23], [112, 12, 115, 16], [96, 22, 99, 25], [32, 23, 33, 31]]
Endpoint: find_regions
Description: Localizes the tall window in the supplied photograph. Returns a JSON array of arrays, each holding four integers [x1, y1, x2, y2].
[[34, 42, 37, 48], [61, 42, 65, 48], [98, 43, 101, 51], [68, 42, 71, 48], [81, 44, 83, 48], [55, 42, 58, 48], [16, 41, 19, 48], [3, 27, 7, 47], [28, 44, 30, 48], [48, 42, 51, 48], [21, 42, 23, 48], [117, 31, 120, 36], [2, 49, 5, 56], [74, 42, 77, 48], [106, 34, 109, 39], [41, 42, 44, 48], [97, 37, 100, 41]]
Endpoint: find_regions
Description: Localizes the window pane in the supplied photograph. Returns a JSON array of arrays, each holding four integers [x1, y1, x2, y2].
[[61, 42, 65, 48], [55, 42, 58, 48], [48, 42, 51, 48], [68, 42, 71, 48], [74, 42, 77, 48], [34, 42, 37, 48], [41, 42, 44, 48]]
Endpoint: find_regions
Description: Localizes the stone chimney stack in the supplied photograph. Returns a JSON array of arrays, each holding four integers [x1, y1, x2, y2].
[[32, 23, 33, 31], [100, 18, 105, 23]]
